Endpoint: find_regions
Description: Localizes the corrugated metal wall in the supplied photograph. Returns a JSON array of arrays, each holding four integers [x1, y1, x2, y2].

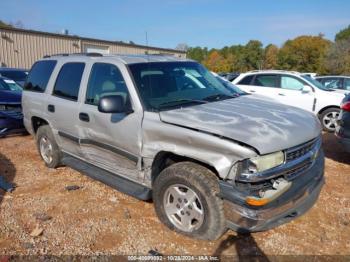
[[0, 28, 186, 69]]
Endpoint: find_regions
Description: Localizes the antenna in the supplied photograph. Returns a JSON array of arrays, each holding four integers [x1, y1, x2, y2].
[[145, 31, 150, 62]]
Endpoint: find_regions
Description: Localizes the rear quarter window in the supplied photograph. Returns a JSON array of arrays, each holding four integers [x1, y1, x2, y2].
[[24, 60, 57, 92]]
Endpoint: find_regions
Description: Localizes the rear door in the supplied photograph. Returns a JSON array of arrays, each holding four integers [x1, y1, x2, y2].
[[47, 62, 86, 157], [78, 62, 143, 181]]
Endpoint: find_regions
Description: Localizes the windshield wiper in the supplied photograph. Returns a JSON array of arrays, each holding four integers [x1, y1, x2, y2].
[[157, 99, 208, 109], [203, 93, 239, 101]]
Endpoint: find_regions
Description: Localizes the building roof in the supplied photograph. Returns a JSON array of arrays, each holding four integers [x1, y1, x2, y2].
[[0, 26, 186, 54]]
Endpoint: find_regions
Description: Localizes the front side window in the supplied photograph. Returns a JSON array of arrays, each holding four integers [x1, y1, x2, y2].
[[24, 60, 57, 92], [86, 63, 129, 106], [322, 78, 343, 90], [53, 63, 85, 101], [253, 75, 278, 88], [280, 76, 304, 90], [344, 79, 350, 90], [128, 62, 243, 111]]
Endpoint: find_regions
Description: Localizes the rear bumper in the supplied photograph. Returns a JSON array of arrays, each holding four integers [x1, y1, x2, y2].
[[220, 150, 325, 232]]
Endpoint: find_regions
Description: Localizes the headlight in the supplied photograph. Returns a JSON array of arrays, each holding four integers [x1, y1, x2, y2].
[[233, 151, 285, 182], [248, 151, 284, 173]]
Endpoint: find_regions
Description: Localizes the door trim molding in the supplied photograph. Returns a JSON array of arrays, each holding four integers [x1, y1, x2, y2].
[[58, 131, 138, 163]]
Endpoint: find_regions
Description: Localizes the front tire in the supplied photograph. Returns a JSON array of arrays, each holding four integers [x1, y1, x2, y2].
[[36, 125, 61, 168], [153, 162, 227, 240], [319, 108, 340, 132]]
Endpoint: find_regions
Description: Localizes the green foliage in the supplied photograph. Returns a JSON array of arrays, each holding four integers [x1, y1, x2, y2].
[[325, 39, 350, 74], [335, 25, 350, 42], [277, 36, 331, 74]]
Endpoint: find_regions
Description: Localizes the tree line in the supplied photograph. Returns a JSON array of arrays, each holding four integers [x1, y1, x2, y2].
[[187, 25, 350, 75]]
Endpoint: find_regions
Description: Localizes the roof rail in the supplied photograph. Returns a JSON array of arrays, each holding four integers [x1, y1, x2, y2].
[[43, 52, 103, 58], [246, 69, 301, 74]]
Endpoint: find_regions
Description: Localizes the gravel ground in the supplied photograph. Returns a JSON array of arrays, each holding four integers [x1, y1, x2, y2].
[[0, 133, 349, 257]]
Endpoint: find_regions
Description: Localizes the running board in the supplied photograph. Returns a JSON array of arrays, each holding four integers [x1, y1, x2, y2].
[[61, 154, 152, 200]]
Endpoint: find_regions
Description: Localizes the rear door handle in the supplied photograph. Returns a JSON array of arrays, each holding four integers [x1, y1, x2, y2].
[[249, 90, 256, 93], [278, 93, 286, 96], [48, 104, 55, 112], [79, 112, 90, 122]]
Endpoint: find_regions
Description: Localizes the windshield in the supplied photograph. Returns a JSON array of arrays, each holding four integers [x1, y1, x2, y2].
[[0, 79, 23, 92], [129, 62, 242, 111], [302, 75, 333, 91]]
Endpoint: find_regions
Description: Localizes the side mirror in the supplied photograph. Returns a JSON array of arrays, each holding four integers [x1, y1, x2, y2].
[[98, 95, 133, 114], [302, 85, 312, 93]]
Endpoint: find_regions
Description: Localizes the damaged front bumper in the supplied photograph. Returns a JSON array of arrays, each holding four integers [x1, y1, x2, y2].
[[0, 111, 25, 137], [219, 149, 325, 232]]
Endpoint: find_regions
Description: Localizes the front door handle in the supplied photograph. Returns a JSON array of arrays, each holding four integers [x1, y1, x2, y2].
[[278, 93, 286, 96], [79, 112, 90, 122], [249, 90, 256, 93], [48, 104, 55, 112]]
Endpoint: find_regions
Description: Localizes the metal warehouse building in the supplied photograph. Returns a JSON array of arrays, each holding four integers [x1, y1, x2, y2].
[[0, 26, 186, 69]]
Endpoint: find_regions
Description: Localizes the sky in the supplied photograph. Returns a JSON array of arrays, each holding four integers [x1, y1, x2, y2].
[[1, 0, 350, 49]]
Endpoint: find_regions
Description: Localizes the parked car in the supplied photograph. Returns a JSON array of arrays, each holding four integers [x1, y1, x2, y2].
[[233, 70, 346, 132], [315, 76, 350, 95], [219, 72, 240, 82], [0, 76, 25, 137], [336, 94, 350, 152], [0, 67, 28, 87], [23, 54, 324, 240]]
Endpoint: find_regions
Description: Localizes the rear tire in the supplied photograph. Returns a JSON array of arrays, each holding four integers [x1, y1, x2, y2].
[[319, 108, 340, 132], [153, 162, 227, 240], [36, 125, 61, 168]]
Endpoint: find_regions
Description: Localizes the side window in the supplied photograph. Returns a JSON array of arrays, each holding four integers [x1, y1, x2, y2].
[[86, 63, 129, 106], [253, 75, 278, 88], [238, 75, 254, 85], [280, 76, 305, 90], [53, 63, 85, 101], [344, 79, 350, 90], [24, 60, 57, 92], [322, 78, 343, 90]]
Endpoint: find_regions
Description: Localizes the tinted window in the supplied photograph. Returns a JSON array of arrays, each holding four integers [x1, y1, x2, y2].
[[281, 76, 304, 90], [0, 70, 27, 81], [53, 63, 85, 101], [238, 75, 254, 85], [86, 63, 129, 106], [24, 60, 57, 92], [322, 78, 343, 90], [344, 79, 350, 90], [253, 75, 278, 87]]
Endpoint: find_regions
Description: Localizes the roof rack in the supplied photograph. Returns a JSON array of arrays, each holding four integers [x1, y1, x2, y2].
[[246, 69, 301, 75], [43, 52, 103, 58]]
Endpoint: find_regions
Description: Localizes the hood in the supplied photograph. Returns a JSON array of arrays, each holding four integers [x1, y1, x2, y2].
[[0, 90, 22, 104], [159, 95, 321, 154]]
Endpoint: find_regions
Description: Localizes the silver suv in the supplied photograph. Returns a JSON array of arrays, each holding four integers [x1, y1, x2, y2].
[[22, 54, 325, 240]]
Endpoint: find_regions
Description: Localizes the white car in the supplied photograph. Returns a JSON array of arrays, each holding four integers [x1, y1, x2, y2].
[[315, 76, 350, 95], [233, 70, 346, 132]]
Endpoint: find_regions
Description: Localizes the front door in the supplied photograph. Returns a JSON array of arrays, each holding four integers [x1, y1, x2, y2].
[[275, 75, 315, 112], [78, 62, 143, 181]]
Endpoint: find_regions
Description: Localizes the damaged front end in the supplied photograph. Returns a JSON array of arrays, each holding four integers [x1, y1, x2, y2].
[[0, 103, 25, 137], [219, 136, 325, 232]]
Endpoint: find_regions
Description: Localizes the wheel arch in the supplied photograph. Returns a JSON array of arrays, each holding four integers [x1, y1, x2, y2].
[[150, 151, 220, 185], [31, 116, 50, 134], [317, 105, 340, 116]]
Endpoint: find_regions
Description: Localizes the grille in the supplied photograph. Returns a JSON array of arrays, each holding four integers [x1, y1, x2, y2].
[[283, 161, 312, 180], [286, 139, 316, 162], [1, 111, 23, 119], [0, 104, 22, 112]]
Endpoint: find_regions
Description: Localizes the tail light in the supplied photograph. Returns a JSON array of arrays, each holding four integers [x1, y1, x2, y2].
[[341, 101, 350, 112]]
